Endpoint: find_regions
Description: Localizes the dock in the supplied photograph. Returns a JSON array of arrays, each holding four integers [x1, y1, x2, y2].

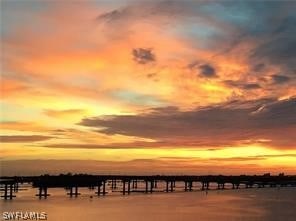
[[1, 174, 296, 200]]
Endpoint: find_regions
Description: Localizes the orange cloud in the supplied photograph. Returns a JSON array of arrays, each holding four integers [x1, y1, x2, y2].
[[1, 1, 295, 175]]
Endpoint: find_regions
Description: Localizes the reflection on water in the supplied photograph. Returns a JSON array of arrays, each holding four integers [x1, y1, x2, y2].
[[1, 185, 295, 221]]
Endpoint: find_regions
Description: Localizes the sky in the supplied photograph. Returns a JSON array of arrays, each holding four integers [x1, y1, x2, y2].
[[0, 0, 295, 176]]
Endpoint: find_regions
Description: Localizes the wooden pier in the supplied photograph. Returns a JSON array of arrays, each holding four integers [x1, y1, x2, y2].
[[0, 180, 16, 200], [1, 174, 296, 200]]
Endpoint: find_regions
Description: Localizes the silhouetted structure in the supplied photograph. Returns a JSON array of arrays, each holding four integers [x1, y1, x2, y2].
[[1, 174, 296, 200], [0, 179, 16, 200]]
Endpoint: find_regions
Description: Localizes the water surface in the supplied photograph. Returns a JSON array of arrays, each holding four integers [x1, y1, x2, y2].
[[1, 185, 295, 221]]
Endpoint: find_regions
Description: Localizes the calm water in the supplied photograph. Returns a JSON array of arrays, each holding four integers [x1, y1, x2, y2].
[[1, 184, 295, 221]]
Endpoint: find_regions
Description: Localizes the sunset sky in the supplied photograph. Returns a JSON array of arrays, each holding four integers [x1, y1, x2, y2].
[[1, 0, 295, 175]]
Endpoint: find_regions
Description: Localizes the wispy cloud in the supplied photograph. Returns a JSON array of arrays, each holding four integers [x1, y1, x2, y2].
[[271, 75, 291, 84], [223, 80, 261, 90], [44, 109, 86, 118], [0, 135, 53, 143], [198, 64, 217, 78], [132, 48, 156, 64]]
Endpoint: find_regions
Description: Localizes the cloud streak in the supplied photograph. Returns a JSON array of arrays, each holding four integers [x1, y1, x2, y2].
[[80, 98, 296, 148], [0, 135, 53, 143], [272, 75, 291, 84]]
